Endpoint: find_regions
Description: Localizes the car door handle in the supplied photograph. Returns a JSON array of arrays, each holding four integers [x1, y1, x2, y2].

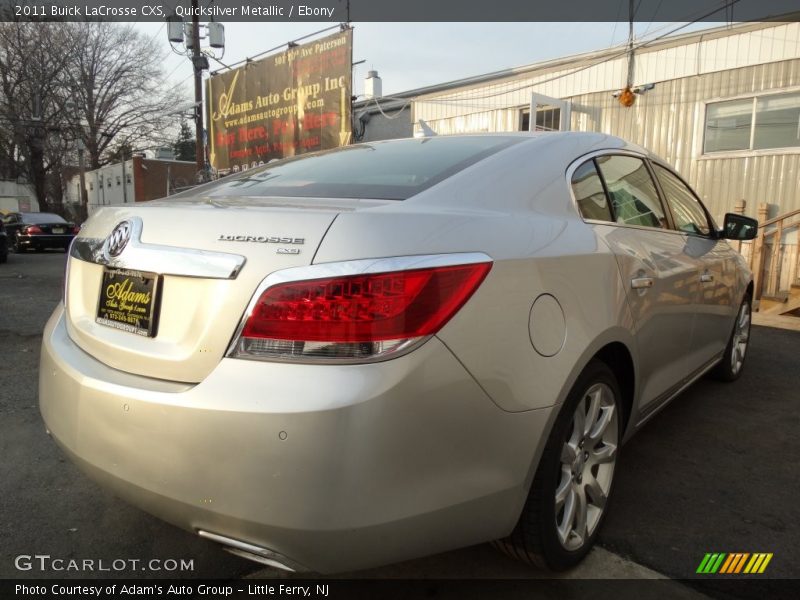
[[631, 277, 654, 289], [700, 273, 714, 283]]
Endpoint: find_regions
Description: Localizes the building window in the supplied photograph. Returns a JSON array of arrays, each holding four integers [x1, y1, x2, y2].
[[535, 107, 561, 132], [126, 175, 132, 184], [704, 92, 800, 153], [89, 182, 93, 191], [107, 178, 111, 187], [519, 108, 530, 131], [519, 107, 563, 132], [116, 176, 121, 185]]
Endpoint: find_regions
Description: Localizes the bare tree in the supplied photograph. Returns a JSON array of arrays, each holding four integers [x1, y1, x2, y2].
[[0, 21, 76, 211], [66, 22, 185, 169], [0, 20, 187, 211]]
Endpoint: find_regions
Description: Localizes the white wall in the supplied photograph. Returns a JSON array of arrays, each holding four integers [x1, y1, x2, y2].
[[0, 181, 38, 213], [68, 160, 134, 215]]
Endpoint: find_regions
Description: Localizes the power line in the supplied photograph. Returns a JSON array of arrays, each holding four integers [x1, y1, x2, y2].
[[209, 23, 343, 75], [368, 0, 742, 109]]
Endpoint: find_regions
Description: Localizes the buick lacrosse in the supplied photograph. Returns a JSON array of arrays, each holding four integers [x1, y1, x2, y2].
[[40, 133, 756, 573]]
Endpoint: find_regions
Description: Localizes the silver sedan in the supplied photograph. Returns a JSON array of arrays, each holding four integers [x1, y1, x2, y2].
[[39, 133, 756, 573]]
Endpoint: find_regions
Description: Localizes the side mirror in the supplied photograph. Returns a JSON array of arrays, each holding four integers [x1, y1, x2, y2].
[[721, 213, 758, 241]]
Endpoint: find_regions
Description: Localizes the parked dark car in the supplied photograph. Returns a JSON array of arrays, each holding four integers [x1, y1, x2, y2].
[[2, 212, 78, 252], [0, 220, 7, 263]]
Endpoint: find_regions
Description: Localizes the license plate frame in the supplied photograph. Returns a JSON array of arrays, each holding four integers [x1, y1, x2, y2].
[[96, 268, 161, 337], [52, 227, 65, 234]]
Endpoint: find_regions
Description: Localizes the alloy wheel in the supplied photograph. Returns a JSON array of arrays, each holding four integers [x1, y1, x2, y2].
[[555, 382, 618, 551], [730, 300, 750, 376]]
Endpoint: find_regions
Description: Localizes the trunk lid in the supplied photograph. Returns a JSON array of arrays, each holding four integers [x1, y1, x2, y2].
[[64, 200, 344, 383]]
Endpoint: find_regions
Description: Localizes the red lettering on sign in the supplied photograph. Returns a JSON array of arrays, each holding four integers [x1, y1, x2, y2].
[[303, 112, 337, 130]]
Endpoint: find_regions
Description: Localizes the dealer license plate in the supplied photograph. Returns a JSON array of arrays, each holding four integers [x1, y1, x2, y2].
[[96, 268, 160, 337]]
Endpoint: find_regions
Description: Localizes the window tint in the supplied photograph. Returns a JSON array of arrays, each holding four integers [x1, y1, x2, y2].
[[595, 155, 666, 229], [571, 160, 612, 221], [653, 165, 711, 236], [21, 213, 66, 224], [176, 137, 523, 201]]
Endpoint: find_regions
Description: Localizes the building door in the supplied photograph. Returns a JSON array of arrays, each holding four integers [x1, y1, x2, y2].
[[522, 93, 571, 131]]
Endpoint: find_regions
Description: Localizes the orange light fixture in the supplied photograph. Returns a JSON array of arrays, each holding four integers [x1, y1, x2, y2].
[[618, 86, 636, 107]]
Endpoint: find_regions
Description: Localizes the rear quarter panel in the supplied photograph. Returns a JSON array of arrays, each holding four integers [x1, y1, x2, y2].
[[312, 135, 639, 415]]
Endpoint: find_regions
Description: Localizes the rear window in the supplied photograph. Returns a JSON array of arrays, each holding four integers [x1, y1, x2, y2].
[[182, 137, 522, 201], [22, 213, 66, 224]]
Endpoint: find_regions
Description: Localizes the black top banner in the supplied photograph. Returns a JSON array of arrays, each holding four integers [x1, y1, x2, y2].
[[3, 578, 799, 600], [1, 0, 799, 22]]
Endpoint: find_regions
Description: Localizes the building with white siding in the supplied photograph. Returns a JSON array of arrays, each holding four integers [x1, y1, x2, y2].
[[355, 20, 800, 224], [65, 156, 198, 216]]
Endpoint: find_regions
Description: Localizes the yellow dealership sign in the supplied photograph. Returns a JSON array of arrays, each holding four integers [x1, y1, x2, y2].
[[206, 28, 353, 175]]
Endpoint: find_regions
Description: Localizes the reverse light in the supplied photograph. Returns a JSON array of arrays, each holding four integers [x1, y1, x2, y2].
[[229, 257, 492, 363]]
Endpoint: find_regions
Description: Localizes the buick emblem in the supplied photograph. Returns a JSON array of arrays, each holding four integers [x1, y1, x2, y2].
[[106, 221, 132, 257]]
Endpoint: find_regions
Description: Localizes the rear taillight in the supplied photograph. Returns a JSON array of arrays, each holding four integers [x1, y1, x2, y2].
[[73, 225, 81, 234], [25, 225, 43, 234], [229, 257, 492, 363]]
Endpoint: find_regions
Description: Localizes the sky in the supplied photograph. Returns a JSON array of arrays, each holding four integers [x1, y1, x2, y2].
[[134, 21, 720, 101]]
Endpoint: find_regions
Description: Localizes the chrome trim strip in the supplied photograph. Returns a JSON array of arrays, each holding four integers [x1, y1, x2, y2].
[[70, 217, 245, 279], [225, 252, 494, 363], [197, 530, 308, 573]]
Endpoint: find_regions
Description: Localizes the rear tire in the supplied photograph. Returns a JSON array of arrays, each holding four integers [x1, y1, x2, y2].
[[710, 295, 751, 382], [493, 359, 621, 570]]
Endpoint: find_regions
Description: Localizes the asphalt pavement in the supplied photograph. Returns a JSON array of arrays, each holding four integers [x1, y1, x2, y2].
[[0, 251, 797, 597]]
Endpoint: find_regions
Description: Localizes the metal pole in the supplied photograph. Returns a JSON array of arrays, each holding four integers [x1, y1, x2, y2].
[[191, 0, 204, 179], [121, 153, 128, 204], [77, 143, 88, 220]]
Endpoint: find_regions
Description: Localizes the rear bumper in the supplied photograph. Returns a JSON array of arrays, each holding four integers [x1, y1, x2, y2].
[[39, 305, 552, 573]]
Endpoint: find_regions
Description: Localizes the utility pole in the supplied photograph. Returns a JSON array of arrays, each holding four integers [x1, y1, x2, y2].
[[167, 7, 222, 181], [121, 150, 128, 204], [76, 139, 88, 220], [191, 0, 204, 179]]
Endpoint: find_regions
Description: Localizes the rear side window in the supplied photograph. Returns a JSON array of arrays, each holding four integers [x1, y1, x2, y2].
[[595, 155, 667, 229], [652, 165, 711, 236], [570, 160, 613, 222], [178, 136, 523, 201], [21, 213, 66, 224]]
